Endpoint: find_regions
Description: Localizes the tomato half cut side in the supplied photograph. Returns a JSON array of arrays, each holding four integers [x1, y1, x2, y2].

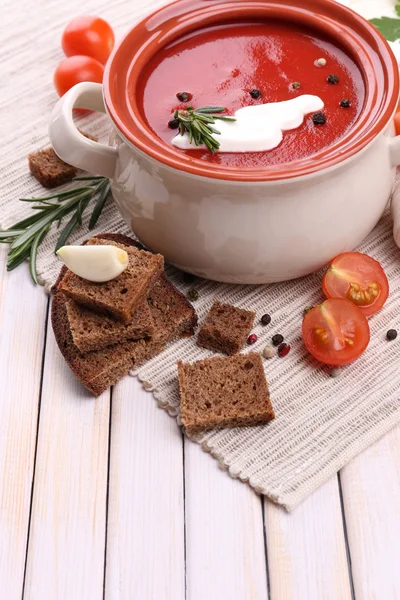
[[322, 252, 389, 317], [302, 298, 370, 366]]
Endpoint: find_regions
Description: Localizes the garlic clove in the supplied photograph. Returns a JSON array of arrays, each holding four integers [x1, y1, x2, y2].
[[56, 245, 129, 282]]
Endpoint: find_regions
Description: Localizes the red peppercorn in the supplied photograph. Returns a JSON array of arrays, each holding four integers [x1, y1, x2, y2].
[[278, 342, 291, 357], [247, 334, 258, 345]]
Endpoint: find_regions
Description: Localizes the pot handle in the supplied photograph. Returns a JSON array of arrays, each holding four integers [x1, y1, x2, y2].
[[49, 82, 117, 179]]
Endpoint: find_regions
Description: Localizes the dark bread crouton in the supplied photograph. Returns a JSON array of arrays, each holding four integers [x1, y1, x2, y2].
[[197, 300, 255, 355], [178, 353, 274, 435], [58, 238, 164, 323], [52, 233, 197, 395], [28, 131, 98, 188], [66, 298, 154, 353]]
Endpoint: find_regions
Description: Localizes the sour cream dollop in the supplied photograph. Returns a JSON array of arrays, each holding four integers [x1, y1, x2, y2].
[[172, 94, 324, 153]]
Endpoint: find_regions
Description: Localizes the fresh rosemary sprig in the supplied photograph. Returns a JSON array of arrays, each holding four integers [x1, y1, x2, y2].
[[0, 176, 110, 284], [173, 106, 236, 153]]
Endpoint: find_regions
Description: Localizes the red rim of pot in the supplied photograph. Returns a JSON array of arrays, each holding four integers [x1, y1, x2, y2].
[[103, 0, 399, 182]]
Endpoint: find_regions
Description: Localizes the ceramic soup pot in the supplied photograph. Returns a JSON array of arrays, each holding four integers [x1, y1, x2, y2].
[[49, 0, 400, 283]]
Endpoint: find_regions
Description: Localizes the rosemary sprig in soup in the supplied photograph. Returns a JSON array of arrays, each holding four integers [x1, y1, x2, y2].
[[168, 106, 236, 153]]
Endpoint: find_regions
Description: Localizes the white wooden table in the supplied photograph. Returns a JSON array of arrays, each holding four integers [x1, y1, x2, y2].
[[1, 251, 400, 600]]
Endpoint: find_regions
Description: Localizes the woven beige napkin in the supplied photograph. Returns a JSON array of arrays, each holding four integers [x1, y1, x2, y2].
[[2, 0, 400, 510]]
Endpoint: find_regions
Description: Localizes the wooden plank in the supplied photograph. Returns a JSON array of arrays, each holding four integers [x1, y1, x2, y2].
[[264, 476, 352, 600], [105, 379, 185, 600], [185, 439, 269, 600], [0, 251, 48, 599], [23, 303, 110, 600], [340, 426, 400, 600]]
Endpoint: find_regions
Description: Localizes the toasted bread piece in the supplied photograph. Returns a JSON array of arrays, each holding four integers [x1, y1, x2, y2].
[[52, 234, 197, 396], [178, 353, 274, 435], [58, 238, 164, 323], [28, 131, 98, 188], [66, 298, 154, 353], [197, 300, 255, 355]]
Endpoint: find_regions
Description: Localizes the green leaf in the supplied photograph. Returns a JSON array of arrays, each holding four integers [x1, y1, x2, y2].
[[7, 247, 31, 271], [89, 181, 111, 230], [195, 106, 226, 114], [214, 115, 236, 122], [370, 16, 400, 41], [19, 187, 93, 203], [0, 230, 23, 239], [29, 225, 50, 284], [55, 196, 91, 252], [396, 2, 400, 18]]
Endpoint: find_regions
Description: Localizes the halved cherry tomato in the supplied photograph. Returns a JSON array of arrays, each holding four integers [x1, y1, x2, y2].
[[302, 298, 370, 366], [394, 107, 400, 136], [322, 252, 388, 317], [62, 16, 115, 65], [54, 55, 104, 97]]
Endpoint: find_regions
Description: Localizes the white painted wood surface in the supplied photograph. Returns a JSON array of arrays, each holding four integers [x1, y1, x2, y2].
[[23, 311, 110, 600], [341, 425, 400, 600], [105, 381, 185, 600], [184, 439, 269, 600], [264, 477, 353, 600], [0, 253, 47, 600]]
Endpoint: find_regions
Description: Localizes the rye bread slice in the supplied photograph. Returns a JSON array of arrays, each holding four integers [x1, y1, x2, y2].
[[58, 238, 164, 323], [178, 353, 274, 435], [28, 131, 98, 188], [197, 300, 256, 355], [66, 298, 154, 354], [52, 233, 197, 395]]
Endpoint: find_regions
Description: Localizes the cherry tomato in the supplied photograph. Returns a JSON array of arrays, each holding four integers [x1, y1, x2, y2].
[[62, 16, 115, 65], [322, 252, 388, 317], [54, 55, 104, 97], [394, 107, 400, 136], [302, 298, 370, 366]]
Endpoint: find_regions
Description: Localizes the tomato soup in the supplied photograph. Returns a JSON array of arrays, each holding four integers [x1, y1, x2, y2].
[[137, 21, 365, 168]]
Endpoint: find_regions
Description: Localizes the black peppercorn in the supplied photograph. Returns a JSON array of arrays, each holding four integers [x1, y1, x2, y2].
[[386, 329, 398, 341], [340, 98, 351, 108], [272, 334, 284, 347], [250, 89, 261, 99], [168, 118, 180, 129], [187, 288, 199, 301], [176, 92, 192, 102], [327, 74, 339, 84], [261, 313, 271, 326], [312, 112, 327, 125], [292, 81, 301, 90]]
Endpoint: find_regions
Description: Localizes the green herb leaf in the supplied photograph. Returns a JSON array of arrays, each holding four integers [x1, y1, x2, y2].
[[370, 15, 400, 41], [55, 196, 91, 252], [29, 225, 50, 285], [194, 106, 226, 114], [89, 181, 111, 229], [172, 105, 236, 152], [0, 177, 110, 283]]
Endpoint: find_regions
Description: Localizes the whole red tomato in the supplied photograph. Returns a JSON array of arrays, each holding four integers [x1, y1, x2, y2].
[[62, 16, 115, 65], [54, 55, 104, 97]]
